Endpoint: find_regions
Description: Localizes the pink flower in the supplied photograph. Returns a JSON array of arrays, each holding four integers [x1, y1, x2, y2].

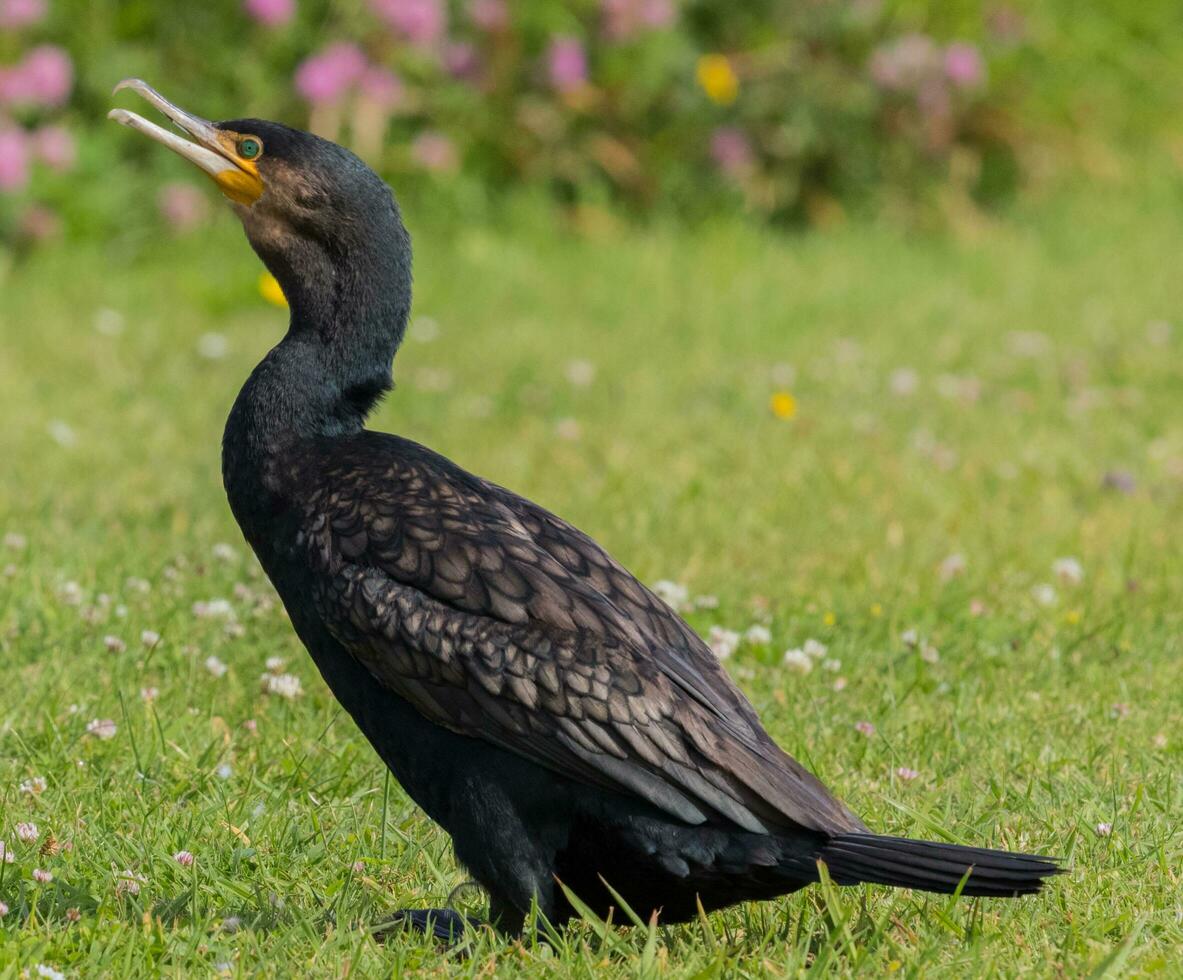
[[157, 181, 208, 232], [0, 900, 7, 916], [442, 41, 479, 81], [16, 45, 73, 107], [0, 128, 29, 192], [546, 35, 587, 93], [854, 720, 876, 737], [32, 125, 75, 171], [32, 867, 52, 883], [244, 0, 294, 28], [944, 42, 985, 89], [710, 126, 753, 178], [173, 850, 195, 867], [895, 766, 920, 781], [467, 0, 507, 31], [602, 0, 674, 41], [410, 131, 457, 172], [869, 33, 939, 93], [0, 0, 46, 29], [16, 822, 39, 842], [370, 0, 445, 48], [294, 42, 366, 104], [358, 66, 403, 109]]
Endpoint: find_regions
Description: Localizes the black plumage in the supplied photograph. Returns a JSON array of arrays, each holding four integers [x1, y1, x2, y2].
[[112, 85, 1062, 936]]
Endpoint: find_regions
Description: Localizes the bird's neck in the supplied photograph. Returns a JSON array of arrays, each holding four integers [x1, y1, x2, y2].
[[225, 225, 412, 459]]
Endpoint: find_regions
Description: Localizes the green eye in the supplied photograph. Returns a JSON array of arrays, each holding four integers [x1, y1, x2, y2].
[[238, 137, 262, 160]]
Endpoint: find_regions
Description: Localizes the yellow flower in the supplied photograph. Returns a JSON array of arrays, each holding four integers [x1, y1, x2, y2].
[[696, 54, 739, 105], [869, 602, 883, 618], [769, 391, 797, 420], [1064, 609, 1082, 625], [823, 611, 836, 627], [259, 272, 287, 308]]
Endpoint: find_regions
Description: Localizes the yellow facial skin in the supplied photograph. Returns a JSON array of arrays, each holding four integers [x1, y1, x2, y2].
[[107, 79, 265, 207], [211, 132, 264, 206]]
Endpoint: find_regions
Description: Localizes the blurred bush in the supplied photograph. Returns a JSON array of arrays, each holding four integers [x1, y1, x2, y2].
[[2, 0, 1175, 247]]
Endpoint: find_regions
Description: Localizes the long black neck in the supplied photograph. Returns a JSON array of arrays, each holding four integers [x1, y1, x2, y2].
[[224, 204, 412, 461]]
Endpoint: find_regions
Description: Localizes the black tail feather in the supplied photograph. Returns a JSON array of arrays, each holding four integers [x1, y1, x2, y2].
[[819, 834, 1063, 898]]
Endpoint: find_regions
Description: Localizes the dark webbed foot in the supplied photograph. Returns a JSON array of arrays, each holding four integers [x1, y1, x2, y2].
[[373, 908, 482, 944]]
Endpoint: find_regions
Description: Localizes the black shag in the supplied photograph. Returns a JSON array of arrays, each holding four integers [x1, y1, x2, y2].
[[110, 81, 1061, 937]]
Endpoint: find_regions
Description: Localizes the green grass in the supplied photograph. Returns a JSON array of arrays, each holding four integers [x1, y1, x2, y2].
[[1, 175, 1181, 976]]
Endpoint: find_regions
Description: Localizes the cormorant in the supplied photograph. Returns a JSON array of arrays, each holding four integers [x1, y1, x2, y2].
[[110, 80, 1061, 938]]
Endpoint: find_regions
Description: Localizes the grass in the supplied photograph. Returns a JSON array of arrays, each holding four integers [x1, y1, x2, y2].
[[1, 172, 1181, 976]]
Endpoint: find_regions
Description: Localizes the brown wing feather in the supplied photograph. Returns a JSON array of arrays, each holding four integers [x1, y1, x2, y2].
[[289, 431, 863, 834]]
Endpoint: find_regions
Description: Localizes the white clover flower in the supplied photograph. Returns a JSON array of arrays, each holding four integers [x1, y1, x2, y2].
[[86, 718, 117, 740], [692, 594, 719, 610], [261, 673, 303, 699], [821, 658, 842, 672], [57, 581, 83, 606], [104, 634, 126, 653], [16, 822, 39, 843], [938, 553, 967, 581], [264, 656, 286, 673], [211, 543, 238, 562], [895, 767, 920, 781], [920, 644, 940, 664], [782, 649, 812, 674], [802, 638, 828, 660], [409, 316, 439, 343], [554, 418, 582, 441], [707, 626, 740, 660], [204, 656, 228, 678], [32, 868, 53, 883], [32, 965, 65, 980], [652, 580, 690, 611], [197, 332, 228, 359], [564, 359, 596, 387], [1052, 557, 1084, 586], [744, 624, 771, 646], [115, 868, 147, 896], [1032, 583, 1058, 607], [900, 628, 919, 647], [47, 420, 77, 448], [93, 307, 125, 336], [19, 776, 47, 796], [3, 532, 27, 550], [174, 850, 195, 867], [1094, 822, 1112, 837], [216, 763, 233, 780], [193, 598, 235, 620], [889, 368, 918, 397], [140, 629, 161, 648]]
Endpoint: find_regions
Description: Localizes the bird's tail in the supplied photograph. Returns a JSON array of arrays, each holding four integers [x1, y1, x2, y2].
[[818, 833, 1063, 897]]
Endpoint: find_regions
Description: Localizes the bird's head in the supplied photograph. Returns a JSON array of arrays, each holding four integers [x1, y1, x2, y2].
[[109, 79, 411, 342]]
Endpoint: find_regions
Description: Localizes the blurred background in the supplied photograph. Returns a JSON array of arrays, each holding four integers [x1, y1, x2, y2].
[[0, 0, 1181, 246]]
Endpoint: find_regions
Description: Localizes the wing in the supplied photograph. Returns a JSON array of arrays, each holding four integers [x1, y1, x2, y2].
[[290, 432, 863, 835]]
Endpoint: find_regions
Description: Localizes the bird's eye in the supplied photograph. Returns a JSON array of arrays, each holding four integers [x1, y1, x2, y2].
[[238, 137, 262, 160]]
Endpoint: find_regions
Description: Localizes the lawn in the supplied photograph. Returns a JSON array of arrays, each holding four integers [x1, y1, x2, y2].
[[0, 172, 1180, 976]]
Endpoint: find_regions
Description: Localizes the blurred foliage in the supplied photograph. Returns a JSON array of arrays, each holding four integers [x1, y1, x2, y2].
[[1, 0, 1182, 249]]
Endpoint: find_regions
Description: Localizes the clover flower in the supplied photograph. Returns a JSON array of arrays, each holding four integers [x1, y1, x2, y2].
[[782, 649, 812, 674]]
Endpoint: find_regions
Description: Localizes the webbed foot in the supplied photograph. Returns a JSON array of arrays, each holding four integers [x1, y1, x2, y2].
[[373, 908, 482, 944]]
